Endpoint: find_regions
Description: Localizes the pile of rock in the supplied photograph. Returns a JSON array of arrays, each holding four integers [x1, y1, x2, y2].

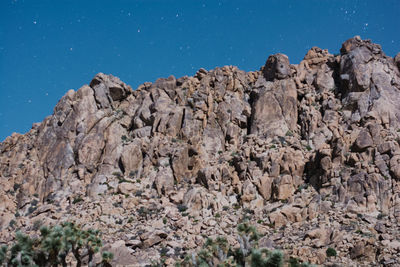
[[1, 36, 400, 266]]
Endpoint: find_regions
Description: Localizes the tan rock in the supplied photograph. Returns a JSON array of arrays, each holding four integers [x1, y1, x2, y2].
[[269, 211, 286, 227], [273, 175, 294, 200], [106, 240, 137, 266], [250, 78, 297, 138], [118, 182, 136, 195], [305, 227, 332, 248], [257, 175, 273, 200], [120, 140, 143, 177]]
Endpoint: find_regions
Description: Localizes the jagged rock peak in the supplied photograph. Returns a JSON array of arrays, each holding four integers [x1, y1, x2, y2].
[[340, 35, 383, 55], [90, 73, 132, 102]]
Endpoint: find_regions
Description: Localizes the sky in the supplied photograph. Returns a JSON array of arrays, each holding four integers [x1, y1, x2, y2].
[[1, 0, 399, 141]]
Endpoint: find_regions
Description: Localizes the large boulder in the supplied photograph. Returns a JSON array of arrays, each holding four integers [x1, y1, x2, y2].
[[250, 77, 297, 137], [262, 53, 292, 81]]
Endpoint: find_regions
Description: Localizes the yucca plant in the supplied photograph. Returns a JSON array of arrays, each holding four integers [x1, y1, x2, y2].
[[178, 223, 314, 267], [101, 251, 114, 267], [9, 231, 37, 267], [0, 245, 8, 265], [1, 222, 112, 267]]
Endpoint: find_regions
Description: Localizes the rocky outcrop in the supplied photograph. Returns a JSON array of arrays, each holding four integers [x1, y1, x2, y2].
[[340, 36, 400, 128], [1, 37, 400, 266]]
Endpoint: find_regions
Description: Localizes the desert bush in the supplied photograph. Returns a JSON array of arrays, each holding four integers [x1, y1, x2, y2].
[[0, 222, 112, 267], [176, 223, 312, 267], [326, 247, 337, 257]]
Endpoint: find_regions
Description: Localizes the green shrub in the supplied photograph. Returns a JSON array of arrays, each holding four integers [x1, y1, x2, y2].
[[73, 195, 84, 204], [0, 222, 113, 266], [326, 247, 337, 257], [289, 257, 312, 267], [265, 250, 284, 267], [177, 204, 188, 213], [101, 251, 114, 267], [177, 223, 311, 267], [0, 245, 7, 265]]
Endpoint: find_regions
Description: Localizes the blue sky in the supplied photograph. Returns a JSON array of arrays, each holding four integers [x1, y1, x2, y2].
[[1, 0, 399, 141]]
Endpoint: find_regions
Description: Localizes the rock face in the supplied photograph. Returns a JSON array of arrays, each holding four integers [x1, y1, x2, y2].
[[1, 37, 400, 266]]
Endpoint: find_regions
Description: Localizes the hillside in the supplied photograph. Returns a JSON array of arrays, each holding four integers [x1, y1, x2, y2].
[[1, 36, 400, 266]]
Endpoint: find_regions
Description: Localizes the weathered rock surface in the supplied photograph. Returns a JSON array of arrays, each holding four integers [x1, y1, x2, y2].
[[1, 37, 400, 266]]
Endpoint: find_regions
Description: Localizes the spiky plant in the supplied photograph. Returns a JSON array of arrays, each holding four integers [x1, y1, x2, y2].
[[250, 249, 269, 267], [288, 257, 315, 267], [237, 223, 260, 254], [178, 223, 312, 267], [1, 222, 111, 267], [265, 250, 284, 267], [0, 245, 8, 266], [40, 225, 68, 266], [101, 251, 114, 267], [8, 231, 37, 267]]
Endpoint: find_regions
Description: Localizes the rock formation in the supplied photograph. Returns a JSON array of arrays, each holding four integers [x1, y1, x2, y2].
[[1, 36, 400, 266]]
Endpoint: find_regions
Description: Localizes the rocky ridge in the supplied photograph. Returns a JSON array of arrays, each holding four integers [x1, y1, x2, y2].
[[1, 36, 400, 266]]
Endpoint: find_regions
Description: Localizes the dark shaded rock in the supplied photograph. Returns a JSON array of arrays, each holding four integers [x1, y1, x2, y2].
[[262, 53, 292, 81], [395, 52, 400, 71], [354, 129, 373, 151]]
